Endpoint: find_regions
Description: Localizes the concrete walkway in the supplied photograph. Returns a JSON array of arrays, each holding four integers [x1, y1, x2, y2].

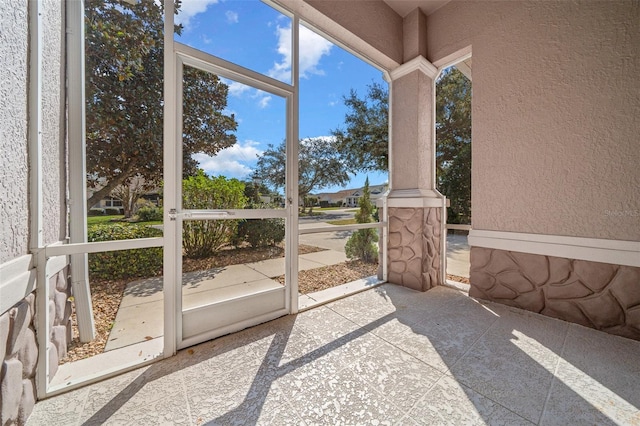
[[447, 233, 470, 278], [105, 249, 347, 351]]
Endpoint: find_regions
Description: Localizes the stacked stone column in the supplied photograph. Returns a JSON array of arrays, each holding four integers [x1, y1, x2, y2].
[[385, 9, 446, 291]]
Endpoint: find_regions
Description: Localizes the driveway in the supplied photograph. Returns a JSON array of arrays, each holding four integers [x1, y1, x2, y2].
[[298, 208, 356, 224], [298, 210, 470, 278]]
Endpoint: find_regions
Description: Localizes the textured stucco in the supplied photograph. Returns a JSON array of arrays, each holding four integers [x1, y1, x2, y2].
[[391, 70, 434, 190], [305, 0, 403, 65], [402, 8, 427, 62], [41, 0, 66, 246], [470, 247, 640, 340], [0, 0, 29, 263], [427, 1, 640, 240]]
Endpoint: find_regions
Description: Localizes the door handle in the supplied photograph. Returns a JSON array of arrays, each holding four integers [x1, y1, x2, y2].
[[182, 211, 235, 220]]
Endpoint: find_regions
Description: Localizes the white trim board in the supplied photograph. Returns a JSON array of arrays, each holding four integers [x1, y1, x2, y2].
[[0, 255, 35, 315], [0, 252, 69, 315], [389, 55, 438, 80], [468, 230, 640, 267]]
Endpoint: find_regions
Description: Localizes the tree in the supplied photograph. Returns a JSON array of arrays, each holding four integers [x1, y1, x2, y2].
[[345, 177, 378, 263], [435, 68, 471, 223], [110, 174, 153, 218], [254, 138, 349, 212], [333, 69, 472, 223], [85, 0, 237, 210], [332, 82, 388, 172]]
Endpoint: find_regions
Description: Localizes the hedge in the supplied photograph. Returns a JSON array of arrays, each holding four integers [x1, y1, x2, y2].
[[87, 224, 163, 280]]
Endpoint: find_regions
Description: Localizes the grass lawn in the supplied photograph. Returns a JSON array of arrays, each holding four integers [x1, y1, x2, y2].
[[315, 207, 341, 211], [87, 215, 125, 225], [299, 211, 323, 217], [326, 218, 357, 226]]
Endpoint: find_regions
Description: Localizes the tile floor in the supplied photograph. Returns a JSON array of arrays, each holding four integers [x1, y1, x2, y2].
[[28, 284, 640, 425]]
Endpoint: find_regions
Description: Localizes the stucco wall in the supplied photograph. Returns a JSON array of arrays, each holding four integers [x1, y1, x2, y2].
[[41, 0, 66, 246], [305, 0, 403, 65], [391, 70, 434, 190], [0, 0, 29, 263], [427, 1, 640, 241]]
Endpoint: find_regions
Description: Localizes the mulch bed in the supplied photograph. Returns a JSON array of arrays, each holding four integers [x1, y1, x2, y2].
[[61, 277, 130, 363], [274, 261, 379, 294], [182, 243, 322, 273], [447, 274, 470, 284]]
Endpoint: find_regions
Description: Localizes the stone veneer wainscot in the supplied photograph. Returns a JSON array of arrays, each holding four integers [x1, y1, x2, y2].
[[470, 247, 640, 340], [0, 267, 73, 424]]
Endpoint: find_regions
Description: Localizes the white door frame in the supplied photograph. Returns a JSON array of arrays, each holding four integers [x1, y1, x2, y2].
[[163, 35, 299, 352]]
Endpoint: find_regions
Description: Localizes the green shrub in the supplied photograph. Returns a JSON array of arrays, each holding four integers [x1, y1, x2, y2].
[[236, 219, 285, 248], [182, 170, 247, 258], [88, 224, 163, 280], [88, 208, 105, 216], [137, 206, 163, 222], [104, 207, 122, 215], [345, 228, 378, 263], [345, 178, 378, 263]]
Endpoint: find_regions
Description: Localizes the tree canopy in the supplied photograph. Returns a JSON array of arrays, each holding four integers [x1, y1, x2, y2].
[[333, 69, 471, 223], [85, 0, 237, 210], [254, 137, 349, 210], [436, 68, 471, 223], [332, 82, 389, 172]]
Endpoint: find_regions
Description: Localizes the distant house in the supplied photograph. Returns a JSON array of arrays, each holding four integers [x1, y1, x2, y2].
[[88, 176, 161, 214], [314, 183, 388, 207]]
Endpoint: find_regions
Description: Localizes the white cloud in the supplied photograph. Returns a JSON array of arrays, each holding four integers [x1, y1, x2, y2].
[[225, 10, 239, 24], [258, 95, 272, 109], [227, 81, 251, 97], [223, 80, 272, 109], [253, 90, 272, 109], [193, 140, 263, 179], [175, 0, 219, 28], [302, 135, 337, 144], [269, 24, 333, 81]]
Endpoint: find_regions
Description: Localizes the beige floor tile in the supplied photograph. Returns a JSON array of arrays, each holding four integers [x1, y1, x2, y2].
[[540, 360, 640, 426], [349, 341, 444, 411], [288, 366, 404, 425], [409, 375, 534, 425], [27, 284, 640, 426]]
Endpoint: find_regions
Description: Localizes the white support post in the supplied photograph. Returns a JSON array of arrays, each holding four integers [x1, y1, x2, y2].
[[29, 0, 43, 253], [29, 0, 48, 398], [287, 16, 300, 314], [66, 0, 95, 341], [35, 249, 49, 398], [162, 0, 177, 357]]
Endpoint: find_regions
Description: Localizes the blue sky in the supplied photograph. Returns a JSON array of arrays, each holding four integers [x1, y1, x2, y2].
[[175, 0, 388, 194]]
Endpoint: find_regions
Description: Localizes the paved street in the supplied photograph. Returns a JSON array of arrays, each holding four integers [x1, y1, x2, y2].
[[299, 209, 470, 278]]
